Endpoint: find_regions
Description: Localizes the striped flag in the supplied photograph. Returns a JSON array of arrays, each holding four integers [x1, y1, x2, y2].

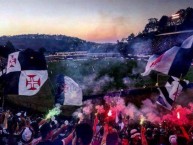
[[156, 76, 188, 110], [142, 35, 193, 78]]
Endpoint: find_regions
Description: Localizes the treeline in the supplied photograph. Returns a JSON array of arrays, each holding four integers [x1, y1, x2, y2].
[[117, 7, 193, 56], [0, 34, 117, 55]]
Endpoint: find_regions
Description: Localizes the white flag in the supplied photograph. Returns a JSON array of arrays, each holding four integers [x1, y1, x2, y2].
[[63, 76, 82, 106]]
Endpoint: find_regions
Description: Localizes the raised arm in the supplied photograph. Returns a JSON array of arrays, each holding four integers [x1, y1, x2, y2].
[[141, 126, 148, 145], [61, 130, 74, 145]]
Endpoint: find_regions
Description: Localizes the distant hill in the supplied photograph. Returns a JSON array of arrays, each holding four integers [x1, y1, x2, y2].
[[0, 34, 117, 54]]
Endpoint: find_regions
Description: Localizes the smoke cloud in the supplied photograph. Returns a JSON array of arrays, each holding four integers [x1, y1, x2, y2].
[[72, 91, 193, 125], [86, 12, 133, 43]]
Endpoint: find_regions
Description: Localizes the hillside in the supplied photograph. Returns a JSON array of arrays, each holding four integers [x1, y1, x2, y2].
[[0, 34, 117, 54]]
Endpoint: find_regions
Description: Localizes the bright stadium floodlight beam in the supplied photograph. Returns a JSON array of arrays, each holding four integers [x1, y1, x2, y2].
[[171, 13, 180, 20]]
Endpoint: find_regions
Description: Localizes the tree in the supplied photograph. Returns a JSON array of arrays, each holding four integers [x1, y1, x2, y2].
[[183, 7, 193, 29], [0, 41, 16, 58], [144, 18, 158, 33], [5, 41, 15, 51], [127, 33, 135, 42], [38, 47, 46, 54], [158, 16, 169, 33], [177, 9, 186, 23], [117, 41, 128, 58]]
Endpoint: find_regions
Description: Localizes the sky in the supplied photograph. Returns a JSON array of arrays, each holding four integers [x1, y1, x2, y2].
[[0, 0, 193, 43]]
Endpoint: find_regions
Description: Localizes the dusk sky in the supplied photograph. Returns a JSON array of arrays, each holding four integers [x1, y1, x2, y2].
[[0, 0, 193, 43]]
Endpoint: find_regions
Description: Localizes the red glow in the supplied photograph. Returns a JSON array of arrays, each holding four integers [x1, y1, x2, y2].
[[177, 112, 180, 119], [108, 110, 112, 117], [140, 115, 145, 125]]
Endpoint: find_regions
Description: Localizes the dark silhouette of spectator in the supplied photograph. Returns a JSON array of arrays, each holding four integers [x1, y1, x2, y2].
[[71, 123, 93, 145], [37, 123, 53, 145], [106, 130, 119, 145]]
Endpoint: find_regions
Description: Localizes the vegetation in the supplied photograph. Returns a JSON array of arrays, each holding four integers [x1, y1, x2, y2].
[[117, 7, 193, 56]]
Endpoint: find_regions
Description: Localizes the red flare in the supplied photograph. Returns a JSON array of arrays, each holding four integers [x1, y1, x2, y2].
[[108, 110, 112, 117], [177, 112, 180, 119]]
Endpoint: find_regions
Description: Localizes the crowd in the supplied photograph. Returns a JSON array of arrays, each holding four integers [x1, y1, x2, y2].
[[0, 108, 193, 145]]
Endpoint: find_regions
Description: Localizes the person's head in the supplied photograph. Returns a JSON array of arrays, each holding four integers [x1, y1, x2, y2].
[[130, 129, 141, 142], [39, 123, 52, 140], [8, 116, 18, 134], [30, 121, 39, 138], [169, 135, 177, 145], [51, 120, 58, 130], [18, 117, 26, 129], [146, 128, 153, 138], [72, 123, 93, 145], [20, 127, 34, 144], [106, 130, 119, 145], [124, 117, 129, 127]]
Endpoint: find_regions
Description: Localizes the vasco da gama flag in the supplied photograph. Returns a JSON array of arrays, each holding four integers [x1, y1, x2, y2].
[[141, 35, 193, 78], [5, 49, 48, 96], [156, 76, 188, 110], [55, 74, 82, 106]]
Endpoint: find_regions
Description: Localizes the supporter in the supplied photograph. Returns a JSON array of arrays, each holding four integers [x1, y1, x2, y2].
[[116, 112, 124, 131], [92, 113, 104, 145], [36, 123, 53, 145], [106, 130, 119, 145], [53, 122, 93, 145], [119, 116, 130, 139], [30, 121, 40, 139], [158, 130, 169, 145], [121, 135, 129, 145], [100, 123, 109, 145], [71, 123, 93, 145], [92, 125, 104, 145], [18, 127, 34, 145], [145, 128, 154, 145], [152, 128, 160, 145], [18, 117, 34, 145], [141, 126, 148, 145], [2, 102, 193, 145], [169, 135, 177, 145], [6, 115, 19, 145], [129, 129, 141, 145]]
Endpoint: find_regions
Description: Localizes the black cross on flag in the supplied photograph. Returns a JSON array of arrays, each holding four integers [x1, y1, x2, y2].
[[156, 76, 189, 110], [5, 49, 48, 96]]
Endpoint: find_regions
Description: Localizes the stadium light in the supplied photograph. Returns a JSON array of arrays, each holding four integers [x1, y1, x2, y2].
[[171, 13, 180, 20]]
